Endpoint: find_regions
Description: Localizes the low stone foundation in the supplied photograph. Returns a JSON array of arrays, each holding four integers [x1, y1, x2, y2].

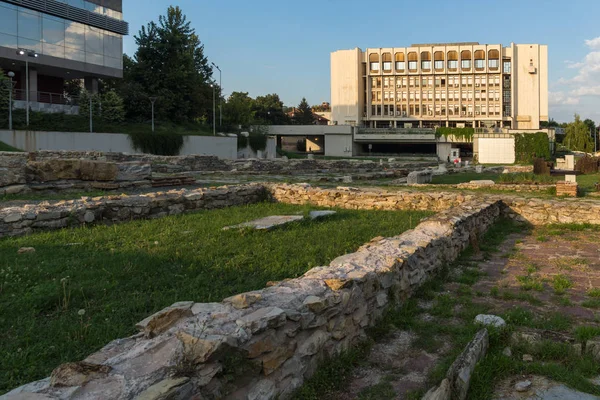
[[1, 200, 502, 400], [0, 184, 267, 238]]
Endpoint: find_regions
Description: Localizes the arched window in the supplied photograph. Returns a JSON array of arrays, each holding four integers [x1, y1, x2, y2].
[[434, 51, 444, 71], [461, 50, 471, 71], [474, 50, 485, 70], [382, 52, 392, 72], [395, 52, 405, 72], [369, 53, 379, 72], [488, 49, 500, 70], [420, 51, 431, 71], [447, 51, 458, 71], [408, 52, 418, 71]]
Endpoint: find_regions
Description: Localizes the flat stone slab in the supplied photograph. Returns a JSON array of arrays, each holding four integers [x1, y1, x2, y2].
[[469, 180, 495, 186], [223, 215, 304, 231], [309, 211, 336, 220]]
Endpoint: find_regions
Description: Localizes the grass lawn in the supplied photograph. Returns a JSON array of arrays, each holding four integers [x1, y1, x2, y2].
[[0, 141, 23, 152], [0, 201, 432, 393], [431, 172, 501, 185]]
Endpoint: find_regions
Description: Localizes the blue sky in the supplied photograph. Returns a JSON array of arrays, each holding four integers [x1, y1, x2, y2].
[[123, 0, 600, 123]]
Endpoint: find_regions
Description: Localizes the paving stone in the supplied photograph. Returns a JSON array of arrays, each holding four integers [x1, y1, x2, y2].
[[309, 210, 336, 220], [223, 215, 304, 231]]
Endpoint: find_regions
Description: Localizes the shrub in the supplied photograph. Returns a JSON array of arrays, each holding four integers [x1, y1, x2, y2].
[[101, 91, 125, 123], [575, 156, 600, 174], [128, 131, 184, 156], [237, 134, 248, 150], [435, 127, 474, 141], [533, 158, 552, 175], [514, 132, 550, 163]]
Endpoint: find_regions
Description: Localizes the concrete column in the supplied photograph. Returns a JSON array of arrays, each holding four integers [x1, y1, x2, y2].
[[84, 77, 99, 94]]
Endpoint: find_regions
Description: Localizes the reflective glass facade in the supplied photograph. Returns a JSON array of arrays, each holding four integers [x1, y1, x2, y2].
[[0, 1, 123, 70]]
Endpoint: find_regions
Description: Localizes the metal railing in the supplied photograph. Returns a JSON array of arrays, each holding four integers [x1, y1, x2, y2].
[[357, 128, 435, 135], [13, 90, 80, 106]]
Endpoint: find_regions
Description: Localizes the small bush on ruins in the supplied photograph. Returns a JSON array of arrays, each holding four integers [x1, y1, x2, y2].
[[128, 130, 185, 156]]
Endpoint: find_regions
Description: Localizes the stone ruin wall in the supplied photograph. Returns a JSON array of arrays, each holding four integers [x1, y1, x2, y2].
[[3, 184, 600, 398], [0, 151, 439, 196], [2, 199, 503, 400], [3, 183, 600, 239], [0, 184, 268, 238]]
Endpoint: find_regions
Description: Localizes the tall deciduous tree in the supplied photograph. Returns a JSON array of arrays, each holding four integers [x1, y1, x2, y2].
[[565, 114, 594, 153], [583, 118, 596, 134], [295, 97, 314, 125], [253, 94, 289, 125], [125, 6, 213, 123], [224, 92, 254, 128]]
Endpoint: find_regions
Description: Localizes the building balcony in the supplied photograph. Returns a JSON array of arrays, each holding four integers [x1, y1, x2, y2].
[[12, 90, 80, 115]]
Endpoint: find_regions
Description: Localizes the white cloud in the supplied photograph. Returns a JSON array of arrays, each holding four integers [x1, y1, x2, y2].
[[585, 37, 600, 50], [549, 91, 579, 106], [551, 36, 600, 120]]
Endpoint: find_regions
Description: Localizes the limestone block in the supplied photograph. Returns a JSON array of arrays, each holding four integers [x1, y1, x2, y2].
[[134, 377, 191, 400], [224, 291, 263, 309], [407, 170, 432, 184], [298, 330, 330, 356], [446, 329, 489, 400], [49, 362, 111, 387], [117, 162, 152, 182], [80, 160, 119, 182], [235, 307, 286, 334], [135, 301, 194, 337], [27, 160, 81, 182]]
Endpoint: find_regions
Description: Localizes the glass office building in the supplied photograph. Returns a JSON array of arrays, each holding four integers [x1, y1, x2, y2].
[[0, 0, 128, 105]]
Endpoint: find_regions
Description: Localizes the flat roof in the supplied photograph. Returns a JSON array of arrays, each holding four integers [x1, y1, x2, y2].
[[410, 42, 480, 47]]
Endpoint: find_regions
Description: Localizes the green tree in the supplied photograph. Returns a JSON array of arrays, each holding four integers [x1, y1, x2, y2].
[[253, 93, 289, 125], [78, 90, 101, 119], [565, 114, 594, 153], [125, 6, 213, 123], [101, 90, 125, 123], [63, 79, 82, 98], [294, 97, 314, 125], [0, 69, 9, 114], [583, 118, 596, 134], [224, 91, 254, 128]]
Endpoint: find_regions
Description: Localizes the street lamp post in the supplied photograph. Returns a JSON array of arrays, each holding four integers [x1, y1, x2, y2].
[[149, 97, 158, 133], [17, 49, 39, 127], [211, 62, 222, 128], [210, 84, 216, 136], [4, 71, 16, 130]]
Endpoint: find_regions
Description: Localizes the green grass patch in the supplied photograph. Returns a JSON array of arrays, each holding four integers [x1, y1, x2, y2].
[[0, 202, 432, 394], [574, 326, 600, 343], [552, 274, 574, 295], [490, 287, 543, 306], [582, 299, 600, 309], [293, 340, 373, 400], [431, 172, 500, 185], [357, 381, 396, 400], [0, 140, 23, 152], [516, 274, 545, 291], [587, 288, 600, 298], [502, 307, 572, 331]]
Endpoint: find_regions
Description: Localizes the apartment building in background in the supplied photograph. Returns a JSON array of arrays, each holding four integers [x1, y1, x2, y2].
[[331, 43, 548, 131], [0, 0, 128, 112]]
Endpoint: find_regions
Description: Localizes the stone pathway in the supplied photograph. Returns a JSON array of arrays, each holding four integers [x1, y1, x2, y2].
[[328, 225, 600, 399]]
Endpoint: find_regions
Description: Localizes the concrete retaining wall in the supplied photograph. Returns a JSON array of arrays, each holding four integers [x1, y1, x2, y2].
[[0, 130, 238, 159], [1, 199, 502, 400]]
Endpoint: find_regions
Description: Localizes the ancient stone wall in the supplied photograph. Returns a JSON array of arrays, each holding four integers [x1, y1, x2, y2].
[[0, 184, 267, 238], [268, 184, 600, 226], [1, 200, 502, 400]]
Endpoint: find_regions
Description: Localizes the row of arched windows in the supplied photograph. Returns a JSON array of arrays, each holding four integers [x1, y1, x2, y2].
[[369, 50, 500, 73]]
